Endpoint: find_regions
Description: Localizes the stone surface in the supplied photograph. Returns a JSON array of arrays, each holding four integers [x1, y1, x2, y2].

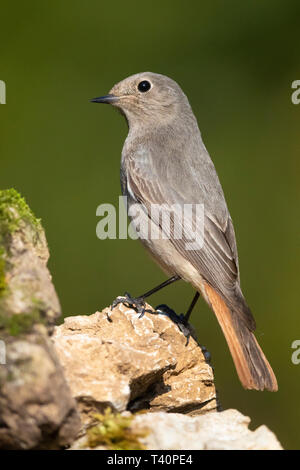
[[133, 409, 283, 450], [0, 190, 81, 449], [52, 303, 218, 427], [0, 331, 81, 449], [0, 189, 61, 330], [0, 190, 282, 450], [72, 409, 282, 450]]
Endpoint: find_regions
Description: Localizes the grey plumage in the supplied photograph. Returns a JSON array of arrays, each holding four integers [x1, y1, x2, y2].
[[92, 71, 277, 391], [115, 72, 255, 330]]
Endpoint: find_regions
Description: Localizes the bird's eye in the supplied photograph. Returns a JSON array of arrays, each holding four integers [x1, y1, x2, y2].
[[138, 80, 151, 93]]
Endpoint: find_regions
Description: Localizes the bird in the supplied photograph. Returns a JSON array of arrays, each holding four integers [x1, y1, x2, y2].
[[91, 72, 278, 392]]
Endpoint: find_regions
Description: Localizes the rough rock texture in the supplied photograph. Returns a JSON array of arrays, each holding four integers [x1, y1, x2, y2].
[[0, 190, 81, 449], [0, 189, 61, 330], [0, 189, 283, 450], [72, 409, 282, 450], [0, 330, 80, 449], [133, 409, 282, 450], [52, 303, 218, 427]]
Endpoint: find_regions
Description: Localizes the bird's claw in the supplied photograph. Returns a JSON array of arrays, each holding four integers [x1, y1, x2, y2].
[[111, 292, 153, 318]]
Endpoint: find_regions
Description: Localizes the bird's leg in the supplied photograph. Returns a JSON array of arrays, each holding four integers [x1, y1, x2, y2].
[[184, 291, 200, 322], [111, 275, 181, 318], [138, 275, 181, 299]]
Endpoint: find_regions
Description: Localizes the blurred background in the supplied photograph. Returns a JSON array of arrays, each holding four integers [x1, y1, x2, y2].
[[0, 0, 299, 449]]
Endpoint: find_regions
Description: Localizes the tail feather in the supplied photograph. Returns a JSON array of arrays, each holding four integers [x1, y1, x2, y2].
[[204, 283, 278, 391]]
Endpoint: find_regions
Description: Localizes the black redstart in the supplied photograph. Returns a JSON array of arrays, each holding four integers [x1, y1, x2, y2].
[[91, 72, 277, 391]]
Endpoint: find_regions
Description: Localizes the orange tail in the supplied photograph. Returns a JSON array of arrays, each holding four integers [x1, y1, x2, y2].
[[204, 283, 278, 391]]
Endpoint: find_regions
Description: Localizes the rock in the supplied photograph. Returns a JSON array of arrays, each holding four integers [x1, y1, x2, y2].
[[0, 332, 80, 449], [72, 409, 282, 450], [0, 190, 81, 449], [133, 409, 282, 450], [0, 189, 282, 450], [52, 302, 218, 427], [54, 304, 282, 450], [0, 189, 61, 330], [52, 304, 217, 423]]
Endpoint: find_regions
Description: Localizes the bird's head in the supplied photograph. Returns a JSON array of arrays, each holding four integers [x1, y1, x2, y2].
[[91, 72, 190, 127]]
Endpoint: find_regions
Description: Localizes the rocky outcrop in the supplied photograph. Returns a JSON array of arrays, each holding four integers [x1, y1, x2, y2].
[[53, 305, 283, 450], [52, 303, 218, 427], [0, 190, 81, 449], [71, 408, 282, 450], [0, 189, 283, 450], [0, 189, 61, 330], [133, 409, 282, 450], [0, 331, 80, 449]]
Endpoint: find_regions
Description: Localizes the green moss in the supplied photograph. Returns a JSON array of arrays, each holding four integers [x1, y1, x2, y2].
[[0, 190, 46, 334], [0, 188, 41, 242], [0, 309, 44, 336], [85, 408, 148, 450], [0, 189, 42, 297]]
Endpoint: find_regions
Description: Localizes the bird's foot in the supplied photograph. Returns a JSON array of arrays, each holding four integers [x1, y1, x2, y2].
[[155, 304, 191, 345], [111, 292, 153, 318]]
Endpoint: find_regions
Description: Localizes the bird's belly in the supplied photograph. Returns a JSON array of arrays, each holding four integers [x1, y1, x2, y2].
[[129, 208, 209, 302]]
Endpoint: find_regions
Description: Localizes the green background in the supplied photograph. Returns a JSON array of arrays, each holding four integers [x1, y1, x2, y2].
[[0, 0, 299, 449]]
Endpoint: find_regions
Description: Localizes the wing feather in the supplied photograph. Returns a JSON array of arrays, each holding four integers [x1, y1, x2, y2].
[[125, 149, 256, 331]]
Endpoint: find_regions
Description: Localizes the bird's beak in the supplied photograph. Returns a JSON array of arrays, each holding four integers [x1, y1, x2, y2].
[[90, 94, 119, 104]]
